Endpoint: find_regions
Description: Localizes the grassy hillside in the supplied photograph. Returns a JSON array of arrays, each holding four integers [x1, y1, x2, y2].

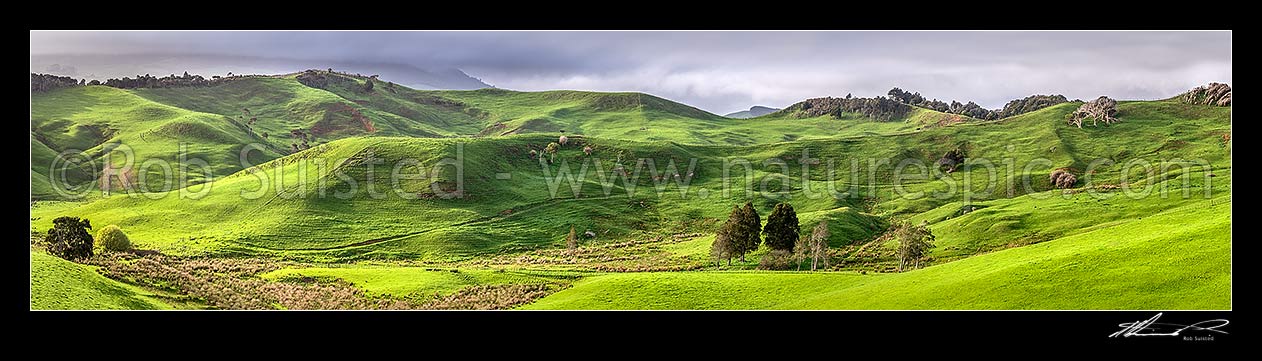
[[29, 99, 1230, 265], [524, 195, 1230, 310], [32, 74, 984, 201], [30, 251, 170, 310], [29, 72, 1230, 310]]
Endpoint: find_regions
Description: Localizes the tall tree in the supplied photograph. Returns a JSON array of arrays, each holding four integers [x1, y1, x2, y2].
[[715, 206, 743, 264], [735, 202, 762, 262], [711, 229, 734, 267], [809, 220, 830, 271], [895, 220, 935, 272], [793, 232, 810, 271], [762, 203, 800, 252]]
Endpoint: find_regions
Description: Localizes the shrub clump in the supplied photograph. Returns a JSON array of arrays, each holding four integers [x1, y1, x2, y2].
[[1178, 82, 1231, 106], [1066, 96, 1119, 128], [759, 250, 794, 270], [44, 216, 94, 260], [96, 225, 132, 252], [1050, 169, 1077, 189]]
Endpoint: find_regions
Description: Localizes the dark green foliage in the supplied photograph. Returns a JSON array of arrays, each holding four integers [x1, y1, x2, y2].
[[1000, 94, 1068, 118], [888, 87, 1000, 120], [715, 206, 745, 264], [762, 203, 800, 251], [296, 70, 329, 89], [102, 72, 220, 89], [936, 146, 967, 173], [783, 96, 912, 121], [45, 216, 94, 260], [31, 73, 81, 92], [735, 202, 762, 260], [362, 77, 375, 92]]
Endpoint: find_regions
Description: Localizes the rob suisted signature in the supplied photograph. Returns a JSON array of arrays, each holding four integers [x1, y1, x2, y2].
[[1110, 313, 1229, 338]]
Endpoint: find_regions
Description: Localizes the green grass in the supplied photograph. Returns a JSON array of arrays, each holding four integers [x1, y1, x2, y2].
[[29, 98, 1230, 265], [30, 251, 170, 310], [30, 73, 1231, 310], [525, 196, 1230, 309]]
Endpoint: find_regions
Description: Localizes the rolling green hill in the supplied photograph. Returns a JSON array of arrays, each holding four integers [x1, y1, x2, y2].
[[523, 193, 1230, 310], [29, 71, 1231, 310], [31, 72, 975, 200], [30, 97, 1230, 264], [30, 251, 170, 310]]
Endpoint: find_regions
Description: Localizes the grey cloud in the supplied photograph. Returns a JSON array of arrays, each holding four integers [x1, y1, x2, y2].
[[30, 31, 1231, 114]]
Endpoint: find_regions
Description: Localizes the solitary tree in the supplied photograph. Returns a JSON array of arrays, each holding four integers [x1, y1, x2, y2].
[[362, 78, 375, 92], [734, 202, 762, 262], [566, 225, 578, 251], [808, 220, 830, 271], [762, 203, 800, 252], [45, 216, 94, 260], [894, 220, 935, 272]]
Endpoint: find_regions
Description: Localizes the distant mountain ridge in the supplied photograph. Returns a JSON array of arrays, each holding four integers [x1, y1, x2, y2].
[[725, 106, 780, 119], [30, 54, 491, 90]]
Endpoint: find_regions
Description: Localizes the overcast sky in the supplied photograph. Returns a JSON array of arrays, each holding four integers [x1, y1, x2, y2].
[[30, 31, 1231, 115]]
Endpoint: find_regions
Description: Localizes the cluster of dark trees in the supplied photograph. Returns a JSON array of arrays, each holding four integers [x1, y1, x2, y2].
[[887, 87, 998, 120], [712, 202, 822, 270], [31, 73, 82, 92], [888, 88, 1069, 120], [102, 72, 222, 89], [296, 70, 329, 89], [792, 95, 912, 121], [999, 94, 1069, 118]]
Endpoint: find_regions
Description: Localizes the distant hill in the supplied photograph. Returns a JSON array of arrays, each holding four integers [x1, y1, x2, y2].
[[725, 106, 780, 119], [30, 54, 491, 90]]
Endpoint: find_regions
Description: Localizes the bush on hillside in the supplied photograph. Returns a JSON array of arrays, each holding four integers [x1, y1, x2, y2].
[[999, 94, 1068, 118], [759, 250, 794, 270], [96, 225, 132, 252], [1178, 83, 1231, 106], [45, 216, 94, 260], [1050, 169, 1077, 189], [1066, 96, 1119, 128], [936, 147, 967, 173], [789, 96, 911, 121], [31, 73, 82, 92]]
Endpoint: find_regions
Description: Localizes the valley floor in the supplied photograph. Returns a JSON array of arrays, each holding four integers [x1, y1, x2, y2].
[[34, 194, 1223, 310]]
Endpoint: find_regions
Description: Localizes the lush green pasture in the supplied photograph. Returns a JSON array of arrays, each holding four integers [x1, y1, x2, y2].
[[525, 196, 1230, 309], [30, 251, 170, 310]]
